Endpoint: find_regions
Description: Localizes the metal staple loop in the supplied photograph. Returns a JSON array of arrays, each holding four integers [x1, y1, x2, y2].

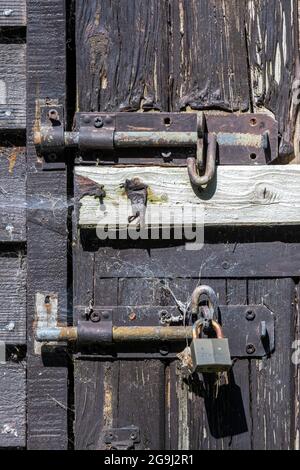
[[187, 133, 217, 188]]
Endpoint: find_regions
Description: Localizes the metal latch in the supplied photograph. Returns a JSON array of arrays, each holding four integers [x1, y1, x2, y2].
[[102, 426, 140, 450], [34, 288, 275, 359], [34, 101, 279, 189]]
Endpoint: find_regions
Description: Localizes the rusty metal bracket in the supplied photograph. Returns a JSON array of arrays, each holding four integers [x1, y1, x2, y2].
[[35, 104, 279, 188], [35, 305, 275, 359], [102, 426, 140, 450]]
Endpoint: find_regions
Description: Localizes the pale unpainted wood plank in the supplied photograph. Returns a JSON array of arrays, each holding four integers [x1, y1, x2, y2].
[[0, 45, 26, 129], [0, 147, 26, 242], [0, 364, 26, 448], [76, 166, 300, 228], [0, 1, 26, 26]]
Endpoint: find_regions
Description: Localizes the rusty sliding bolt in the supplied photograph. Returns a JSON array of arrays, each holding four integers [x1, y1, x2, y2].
[[187, 133, 217, 188], [35, 325, 193, 344]]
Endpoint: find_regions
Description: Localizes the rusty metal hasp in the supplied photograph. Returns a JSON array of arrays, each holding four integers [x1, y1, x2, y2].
[[34, 101, 278, 188]]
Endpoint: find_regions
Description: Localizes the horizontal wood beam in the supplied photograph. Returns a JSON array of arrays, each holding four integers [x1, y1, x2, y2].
[[76, 166, 300, 228]]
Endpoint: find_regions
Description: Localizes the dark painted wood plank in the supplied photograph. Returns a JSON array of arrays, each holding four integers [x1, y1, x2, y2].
[[76, 0, 169, 113], [91, 231, 300, 279], [169, 0, 250, 112], [0, 45, 26, 129], [0, 1, 26, 26], [26, 0, 68, 450], [112, 360, 166, 450], [246, 0, 299, 158], [222, 279, 251, 450], [248, 279, 295, 450], [294, 281, 300, 450], [0, 249, 26, 345], [0, 147, 26, 242], [0, 363, 26, 447]]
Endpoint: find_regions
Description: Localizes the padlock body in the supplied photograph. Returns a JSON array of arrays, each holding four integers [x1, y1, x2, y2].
[[191, 338, 232, 373]]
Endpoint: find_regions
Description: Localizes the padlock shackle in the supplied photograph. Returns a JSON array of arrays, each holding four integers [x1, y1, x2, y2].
[[192, 319, 225, 340], [211, 320, 225, 339], [191, 285, 219, 317]]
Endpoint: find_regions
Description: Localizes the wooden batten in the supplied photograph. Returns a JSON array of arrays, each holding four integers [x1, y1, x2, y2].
[[76, 166, 300, 228]]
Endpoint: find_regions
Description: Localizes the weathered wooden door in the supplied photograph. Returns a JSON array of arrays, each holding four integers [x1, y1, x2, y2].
[[1, 0, 300, 451], [71, 0, 300, 451]]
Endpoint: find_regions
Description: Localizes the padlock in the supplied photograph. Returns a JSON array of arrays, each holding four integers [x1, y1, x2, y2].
[[190, 320, 232, 374]]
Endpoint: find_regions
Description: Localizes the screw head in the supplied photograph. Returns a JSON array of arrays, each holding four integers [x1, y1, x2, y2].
[[83, 115, 91, 124], [94, 117, 104, 128], [90, 311, 101, 323], [222, 261, 230, 270], [246, 310, 256, 321], [246, 344, 256, 355], [159, 346, 169, 356], [102, 311, 110, 320]]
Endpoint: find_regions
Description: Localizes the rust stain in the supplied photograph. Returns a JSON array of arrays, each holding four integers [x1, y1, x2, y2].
[[8, 150, 17, 174]]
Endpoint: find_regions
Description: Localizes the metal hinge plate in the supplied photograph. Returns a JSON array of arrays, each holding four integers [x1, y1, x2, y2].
[[102, 426, 140, 450]]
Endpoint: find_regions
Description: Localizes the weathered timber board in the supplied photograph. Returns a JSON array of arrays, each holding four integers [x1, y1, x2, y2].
[[26, 0, 68, 450], [76, 166, 300, 227], [246, 0, 300, 158], [0, 364, 26, 448], [0, 45, 26, 129], [0, 147, 26, 242], [169, 0, 250, 112], [76, 0, 170, 113], [0, 249, 26, 345], [0, 1, 26, 27], [249, 279, 295, 450]]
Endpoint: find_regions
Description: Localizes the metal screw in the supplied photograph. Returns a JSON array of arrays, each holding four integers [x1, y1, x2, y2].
[[48, 154, 57, 162], [94, 117, 104, 128], [90, 311, 101, 323], [130, 432, 137, 440], [246, 344, 256, 355], [105, 115, 113, 125], [222, 261, 230, 270], [83, 115, 91, 124], [159, 346, 169, 356], [102, 311, 110, 320], [246, 310, 256, 321]]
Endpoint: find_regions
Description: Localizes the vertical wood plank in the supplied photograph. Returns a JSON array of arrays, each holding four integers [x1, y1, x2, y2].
[[246, 0, 299, 158], [27, 0, 68, 450], [76, 0, 169, 112], [248, 279, 295, 450], [169, 0, 250, 111]]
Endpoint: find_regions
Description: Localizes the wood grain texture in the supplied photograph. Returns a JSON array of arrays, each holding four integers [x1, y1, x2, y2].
[[246, 0, 300, 157], [249, 279, 295, 450], [0, 249, 26, 345], [169, 0, 250, 111], [0, 364, 26, 448], [76, 166, 300, 227], [26, 0, 68, 450], [0, 1, 26, 26], [0, 148, 26, 242], [295, 281, 300, 450], [0, 45, 26, 129], [76, 0, 169, 112], [90, 231, 300, 278]]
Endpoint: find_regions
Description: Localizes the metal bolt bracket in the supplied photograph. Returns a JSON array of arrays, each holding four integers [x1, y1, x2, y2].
[[103, 426, 140, 450], [34, 104, 279, 186]]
